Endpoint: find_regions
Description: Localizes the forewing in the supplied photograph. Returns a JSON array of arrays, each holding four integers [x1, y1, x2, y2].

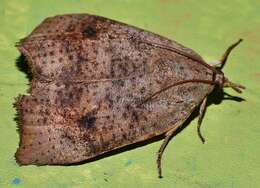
[[16, 14, 215, 165]]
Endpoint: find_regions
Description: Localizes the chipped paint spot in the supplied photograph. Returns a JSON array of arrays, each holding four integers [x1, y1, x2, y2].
[[125, 159, 133, 166], [11, 177, 21, 185]]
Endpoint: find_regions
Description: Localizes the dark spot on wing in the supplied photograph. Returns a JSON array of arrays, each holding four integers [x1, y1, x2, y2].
[[78, 114, 96, 129], [83, 26, 97, 39], [112, 80, 125, 87], [132, 111, 139, 122]]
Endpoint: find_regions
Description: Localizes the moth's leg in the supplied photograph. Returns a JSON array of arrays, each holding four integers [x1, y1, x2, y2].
[[209, 39, 243, 68], [197, 97, 208, 143], [157, 125, 179, 178]]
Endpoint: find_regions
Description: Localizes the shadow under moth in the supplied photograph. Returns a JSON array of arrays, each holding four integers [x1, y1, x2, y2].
[[14, 14, 245, 178]]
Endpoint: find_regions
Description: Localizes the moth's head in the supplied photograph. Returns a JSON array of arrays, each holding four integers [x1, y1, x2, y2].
[[214, 71, 245, 93], [213, 72, 225, 86], [211, 39, 245, 93]]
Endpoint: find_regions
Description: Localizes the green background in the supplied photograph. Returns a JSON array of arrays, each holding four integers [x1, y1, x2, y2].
[[0, 0, 259, 187]]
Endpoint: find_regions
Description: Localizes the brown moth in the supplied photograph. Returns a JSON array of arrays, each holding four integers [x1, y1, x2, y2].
[[15, 14, 245, 178]]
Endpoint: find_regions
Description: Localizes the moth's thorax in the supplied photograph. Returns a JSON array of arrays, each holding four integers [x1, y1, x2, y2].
[[214, 72, 225, 86]]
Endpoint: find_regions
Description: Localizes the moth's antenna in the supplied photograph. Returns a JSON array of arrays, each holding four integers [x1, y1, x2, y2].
[[219, 39, 243, 70]]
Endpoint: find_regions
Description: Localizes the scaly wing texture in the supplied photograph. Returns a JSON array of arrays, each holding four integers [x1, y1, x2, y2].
[[15, 14, 215, 165]]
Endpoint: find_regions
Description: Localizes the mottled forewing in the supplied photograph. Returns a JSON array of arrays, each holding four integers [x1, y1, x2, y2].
[[16, 14, 214, 165]]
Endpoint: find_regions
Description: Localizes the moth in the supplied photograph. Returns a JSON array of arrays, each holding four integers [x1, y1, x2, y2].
[[15, 14, 245, 178]]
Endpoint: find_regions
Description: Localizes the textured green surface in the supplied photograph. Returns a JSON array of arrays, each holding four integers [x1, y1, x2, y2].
[[0, 0, 260, 187]]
